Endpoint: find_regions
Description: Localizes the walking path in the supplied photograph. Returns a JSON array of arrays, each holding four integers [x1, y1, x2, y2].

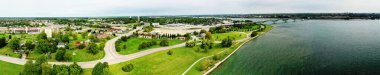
[[181, 25, 265, 75], [0, 25, 264, 69]]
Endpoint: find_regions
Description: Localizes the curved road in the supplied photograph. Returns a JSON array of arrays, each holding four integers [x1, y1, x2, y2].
[[0, 25, 263, 69]]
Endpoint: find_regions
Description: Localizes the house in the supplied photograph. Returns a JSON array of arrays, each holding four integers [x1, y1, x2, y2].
[[57, 42, 66, 48]]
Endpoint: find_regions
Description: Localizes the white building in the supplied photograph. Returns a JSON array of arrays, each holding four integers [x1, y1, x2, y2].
[[152, 23, 160, 27]]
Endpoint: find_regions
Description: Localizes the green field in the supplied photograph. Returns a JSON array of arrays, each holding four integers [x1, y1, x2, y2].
[[116, 37, 184, 55], [0, 60, 23, 75], [212, 32, 247, 41], [84, 44, 231, 75]]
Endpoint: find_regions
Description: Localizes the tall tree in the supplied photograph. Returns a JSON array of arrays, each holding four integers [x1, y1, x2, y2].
[[37, 31, 48, 39]]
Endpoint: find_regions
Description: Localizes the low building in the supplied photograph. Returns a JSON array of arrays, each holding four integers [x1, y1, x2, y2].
[[152, 23, 160, 27]]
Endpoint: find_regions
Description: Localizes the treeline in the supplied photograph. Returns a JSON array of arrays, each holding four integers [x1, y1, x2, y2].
[[135, 32, 191, 40], [140, 17, 221, 25], [21, 55, 83, 75], [138, 41, 157, 50], [209, 22, 261, 33], [0, 20, 31, 27]]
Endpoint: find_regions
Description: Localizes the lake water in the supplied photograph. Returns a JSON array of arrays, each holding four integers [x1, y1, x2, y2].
[[211, 19, 380, 75]]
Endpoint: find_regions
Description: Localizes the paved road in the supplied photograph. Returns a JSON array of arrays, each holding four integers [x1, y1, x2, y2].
[[0, 25, 264, 69], [0, 26, 188, 68]]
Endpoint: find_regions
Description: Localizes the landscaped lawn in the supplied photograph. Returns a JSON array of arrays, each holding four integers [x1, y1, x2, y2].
[[27, 32, 108, 62], [0, 60, 23, 75], [70, 49, 105, 62], [117, 37, 185, 55], [83, 43, 239, 75], [212, 32, 247, 41]]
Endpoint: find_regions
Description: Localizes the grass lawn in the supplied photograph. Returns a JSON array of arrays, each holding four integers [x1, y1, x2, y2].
[[212, 32, 247, 41], [0, 60, 23, 75], [83, 44, 234, 75], [0, 47, 21, 58], [27, 32, 108, 62], [70, 49, 105, 62], [117, 37, 185, 55]]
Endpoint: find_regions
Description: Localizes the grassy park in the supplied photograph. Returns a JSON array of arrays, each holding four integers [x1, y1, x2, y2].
[[0, 60, 23, 75], [82, 25, 271, 75], [116, 37, 184, 55], [212, 32, 247, 41]]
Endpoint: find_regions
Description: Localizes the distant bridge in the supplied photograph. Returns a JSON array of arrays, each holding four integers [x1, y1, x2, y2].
[[256, 18, 307, 24]]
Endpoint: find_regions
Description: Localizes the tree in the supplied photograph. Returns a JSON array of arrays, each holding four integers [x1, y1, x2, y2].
[[69, 62, 83, 75], [35, 40, 52, 53], [61, 34, 70, 43], [221, 36, 233, 47], [37, 31, 48, 39], [21, 60, 37, 75], [64, 53, 72, 61], [250, 32, 258, 37], [92, 62, 109, 75], [0, 37, 6, 48], [8, 37, 20, 50], [87, 42, 99, 54], [24, 40, 35, 50], [205, 32, 212, 40], [159, 39, 169, 46], [122, 63, 134, 72], [41, 62, 52, 75], [55, 50, 65, 61]]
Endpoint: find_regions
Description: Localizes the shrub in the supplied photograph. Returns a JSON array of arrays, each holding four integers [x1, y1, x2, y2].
[[159, 39, 169, 46], [122, 63, 134, 72], [121, 36, 130, 41], [212, 54, 222, 61], [77, 43, 86, 49], [199, 59, 213, 71], [0, 37, 6, 48], [55, 50, 66, 61], [167, 50, 173, 55], [221, 36, 233, 47], [92, 62, 109, 75], [87, 42, 99, 54], [185, 41, 196, 47], [64, 53, 72, 61], [250, 32, 258, 37]]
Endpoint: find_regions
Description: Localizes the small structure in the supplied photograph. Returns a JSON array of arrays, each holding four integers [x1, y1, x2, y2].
[[57, 42, 66, 48], [152, 23, 160, 27]]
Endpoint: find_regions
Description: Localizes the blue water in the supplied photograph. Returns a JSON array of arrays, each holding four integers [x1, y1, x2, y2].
[[212, 20, 380, 75]]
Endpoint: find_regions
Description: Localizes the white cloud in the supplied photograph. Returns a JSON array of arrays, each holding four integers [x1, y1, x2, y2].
[[0, 0, 379, 17]]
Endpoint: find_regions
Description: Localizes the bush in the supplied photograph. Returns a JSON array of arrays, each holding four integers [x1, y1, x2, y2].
[[212, 54, 222, 61], [64, 53, 72, 61], [138, 41, 157, 50], [250, 32, 258, 37], [0, 37, 6, 48], [185, 41, 196, 47], [199, 59, 213, 71], [159, 39, 169, 46], [55, 50, 66, 61], [122, 63, 134, 72], [167, 50, 173, 55], [221, 36, 233, 47], [92, 62, 109, 75], [87, 43, 99, 54], [77, 43, 86, 49], [121, 36, 130, 41]]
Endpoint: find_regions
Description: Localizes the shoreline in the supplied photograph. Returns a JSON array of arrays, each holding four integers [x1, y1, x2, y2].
[[203, 25, 273, 75]]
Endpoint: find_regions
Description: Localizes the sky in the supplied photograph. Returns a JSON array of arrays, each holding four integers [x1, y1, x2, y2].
[[0, 0, 379, 17]]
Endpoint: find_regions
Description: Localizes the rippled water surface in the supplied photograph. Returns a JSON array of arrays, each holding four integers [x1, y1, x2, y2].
[[212, 20, 380, 75]]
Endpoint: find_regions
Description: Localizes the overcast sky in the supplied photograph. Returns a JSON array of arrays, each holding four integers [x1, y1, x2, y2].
[[0, 0, 379, 17]]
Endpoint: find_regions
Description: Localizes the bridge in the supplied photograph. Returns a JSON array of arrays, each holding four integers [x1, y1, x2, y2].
[[256, 18, 307, 24]]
